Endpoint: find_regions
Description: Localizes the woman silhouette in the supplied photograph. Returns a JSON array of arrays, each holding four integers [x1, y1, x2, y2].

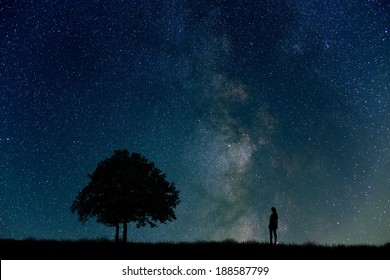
[[268, 207, 278, 245]]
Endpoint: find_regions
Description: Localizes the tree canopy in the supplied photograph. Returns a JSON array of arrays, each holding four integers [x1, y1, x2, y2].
[[71, 149, 180, 242]]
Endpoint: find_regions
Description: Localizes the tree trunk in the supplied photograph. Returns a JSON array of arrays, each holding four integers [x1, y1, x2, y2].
[[115, 223, 119, 243], [123, 221, 127, 243]]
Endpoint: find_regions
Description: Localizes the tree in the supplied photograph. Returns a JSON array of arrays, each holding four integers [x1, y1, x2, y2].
[[71, 149, 180, 243]]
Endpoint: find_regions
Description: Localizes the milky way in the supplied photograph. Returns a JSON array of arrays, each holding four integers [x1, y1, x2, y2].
[[1, 0, 389, 245]]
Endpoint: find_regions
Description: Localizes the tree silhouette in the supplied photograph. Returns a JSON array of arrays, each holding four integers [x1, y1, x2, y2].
[[71, 149, 180, 243]]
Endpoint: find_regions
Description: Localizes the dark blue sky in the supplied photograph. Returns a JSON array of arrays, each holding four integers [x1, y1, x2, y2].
[[1, 0, 389, 245]]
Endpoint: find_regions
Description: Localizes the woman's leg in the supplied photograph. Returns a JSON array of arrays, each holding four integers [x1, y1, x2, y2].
[[274, 229, 277, 245]]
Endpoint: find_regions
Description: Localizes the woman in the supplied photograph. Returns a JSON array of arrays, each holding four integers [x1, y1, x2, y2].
[[268, 207, 278, 245]]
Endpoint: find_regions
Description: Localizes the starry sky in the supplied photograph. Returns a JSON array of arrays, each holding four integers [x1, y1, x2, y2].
[[1, 0, 389, 245]]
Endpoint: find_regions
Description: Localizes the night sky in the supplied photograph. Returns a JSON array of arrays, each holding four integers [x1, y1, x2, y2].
[[1, 0, 389, 245]]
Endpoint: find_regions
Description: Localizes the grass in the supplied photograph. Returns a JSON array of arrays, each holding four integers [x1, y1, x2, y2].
[[1, 238, 388, 260]]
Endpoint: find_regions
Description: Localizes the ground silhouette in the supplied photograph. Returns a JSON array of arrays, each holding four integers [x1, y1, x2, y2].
[[1, 239, 388, 260]]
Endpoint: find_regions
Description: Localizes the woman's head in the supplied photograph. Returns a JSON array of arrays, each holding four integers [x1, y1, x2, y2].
[[271, 207, 277, 213]]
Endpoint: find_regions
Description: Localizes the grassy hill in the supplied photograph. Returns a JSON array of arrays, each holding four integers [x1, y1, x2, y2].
[[1, 239, 388, 260]]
